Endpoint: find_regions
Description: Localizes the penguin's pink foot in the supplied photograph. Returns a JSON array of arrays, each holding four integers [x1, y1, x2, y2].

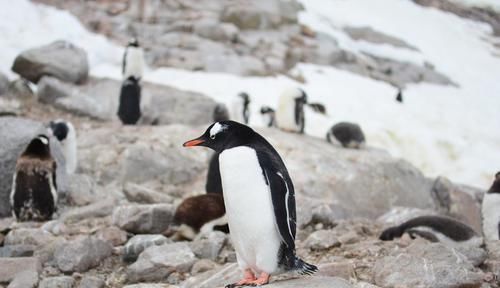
[[225, 269, 256, 288], [247, 272, 270, 286]]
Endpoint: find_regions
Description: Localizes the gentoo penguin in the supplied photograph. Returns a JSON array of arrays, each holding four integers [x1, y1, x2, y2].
[[482, 172, 500, 241], [184, 121, 317, 286], [171, 193, 228, 240], [213, 103, 230, 123], [10, 135, 58, 221], [117, 76, 142, 125], [275, 87, 307, 133], [379, 215, 479, 245], [48, 119, 77, 174], [326, 122, 366, 149], [122, 38, 144, 81], [230, 92, 251, 124], [307, 103, 327, 115], [260, 106, 276, 128], [396, 89, 403, 103]]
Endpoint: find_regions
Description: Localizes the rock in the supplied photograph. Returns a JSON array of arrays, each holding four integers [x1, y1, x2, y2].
[[61, 197, 117, 223], [34, 237, 67, 265], [54, 236, 113, 273], [123, 182, 173, 204], [64, 173, 97, 206], [0, 257, 41, 283], [189, 231, 227, 260], [6, 79, 34, 100], [203, 54, 267, 76], [4, 228, 57, 247], [41, 219, 67, 236], [0, 73, 8, 95], [39, 276, 75, 288], [37, 76, 75, 104], [124, 284, 179, 288], [265, 277, 352, 288], [377, 206, 437, 226], [7, 270, 39, 288], [343, 26, 418, 51], [373, 241, 484, 288], [0, 98, 21, 117], [191, 259, 218, 275], [112, 204, 174, 234], [95, 226, 128, 247], [123, 234, 171, 262], [304, 230, 341, 251], [0, 245, 35, 257], [179, 263, 240, 288], [317, 262, 356, 280], [11, 40, 89, 84], [126, 242, 196, 283], [193, 19, 239, 42], [79, 275, 105, 288], [0, 117, 66, 216]]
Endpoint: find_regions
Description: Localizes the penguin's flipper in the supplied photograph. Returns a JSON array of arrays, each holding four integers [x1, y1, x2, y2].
[[122, 49, 127, 75], [52, 161, 57, 191], [259, 154, 296, 250]]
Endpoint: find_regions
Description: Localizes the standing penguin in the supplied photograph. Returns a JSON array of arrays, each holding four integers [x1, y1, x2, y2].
[[122, 38, 145, 81], [184, 121, 317, 286], [275, 87, 307, 134], [396, 89, 403, 103], [260, 106, 276, 128], [327, 122, 366, 149], [118, 76, 142, 125], [48, 119, 77, 174], [230, 92, 251, 124], [482, 172, 500, 241], [10, 135, 58, 221]]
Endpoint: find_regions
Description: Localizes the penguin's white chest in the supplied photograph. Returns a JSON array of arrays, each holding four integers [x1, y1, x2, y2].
[[124, 47, 144, 79], [482, 193, 500, 241], [219, 146, 282, 273], [276, 98, 298, 132]]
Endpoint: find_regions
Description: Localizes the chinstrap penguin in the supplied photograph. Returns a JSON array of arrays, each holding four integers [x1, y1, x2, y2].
[[230, 92, 251, 124], [213, 103, 230, 123], [260, 106, 276, 128], [482, 172, 500, 241], [48, 119, 77, 174], [276, 87, 308, 133], [327, 122, 366, 149], [10, 135, 58, 221], [171, 193, 228, 240], [122, 38, 145, 81], [379, 215, 480, 246], [118, 76, 142, 125], [184, 121, 317, 287]]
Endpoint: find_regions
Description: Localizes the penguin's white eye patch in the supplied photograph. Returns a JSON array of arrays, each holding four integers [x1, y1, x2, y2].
[[210, 122, 226, 139], [38, 137, 48, 145]]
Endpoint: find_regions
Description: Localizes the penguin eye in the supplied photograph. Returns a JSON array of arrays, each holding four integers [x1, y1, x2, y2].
[[210, 134, 216, 140]]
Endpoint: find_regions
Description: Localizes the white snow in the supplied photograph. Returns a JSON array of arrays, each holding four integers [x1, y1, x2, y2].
[[449, 0, 500, 12], [1, 0, 499, 188]]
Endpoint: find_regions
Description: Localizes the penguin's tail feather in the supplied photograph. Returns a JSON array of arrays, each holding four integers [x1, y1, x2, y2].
[[294, 256, 318, 276]]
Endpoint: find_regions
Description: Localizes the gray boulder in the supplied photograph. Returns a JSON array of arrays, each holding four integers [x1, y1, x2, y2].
[[0, 257, 41, 283], [126, 242, 196, 283], [11, 40, 89, 84], [112, 204, 175, 234], [4, 228, 57, 247], [64, 173, 97, 206], [123, 183, 174, 204], [189, 231, 227, 261], [124, 234, 171, 262], [54, 236, 113, 273], [95, 226, 128, 247], [193, 19, 239, 42], [0, 244, 35, 257], [373, 241, 484, 288], [0, 117, 67, 217], [39, 276, 75, 288], [79, 276, 106, 288], [304, 230, 341, 251], [7, 270, 39, 288], [6, 78, 34, 100]]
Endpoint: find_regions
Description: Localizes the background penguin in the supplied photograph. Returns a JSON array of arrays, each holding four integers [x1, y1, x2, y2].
[[10, 135, 58, 221], [118, 76, 142, 125], [213, 103, 230, 123], [230, 92, 251, 124], [327, 122, 366, 149], [122, 38, 144, 81], [307, 102, 327, 115], [276, 87, 308, 133], [482, 172, 500, 241], [48, 119, 77, 174], [379, 215, 480, 246], [184, 121, 317, 286], [260, 106, 276, 128], [396, 88, 403, 103], [171, 193, 228, 240]]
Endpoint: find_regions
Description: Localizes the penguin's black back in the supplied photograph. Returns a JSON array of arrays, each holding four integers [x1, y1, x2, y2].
[[488, 172, 500, 193], [118, 77, 141, 125], [13, 169, 56, 221], [330, 122, 365, 147], [205, 152, 223, 195]]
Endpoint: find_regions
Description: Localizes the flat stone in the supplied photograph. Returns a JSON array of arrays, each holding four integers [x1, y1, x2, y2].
[[189, 231, 227, 261], [317, 262, 356, 280], [304, 230, 341, 251], [112, 204, 174, 234], [124, 183, 173, 204], [95, 226, 128, 247], [61, 198, 117, 223], [4, 228, 56, 247], [6, 270, 38, 288], [0, 245, 35, 257], [0, 257, 41, 283], [123, 234, 171, 262], [39, 276, 75, 288], [78, 275, 105, 288], [54, 236, 113, 273]]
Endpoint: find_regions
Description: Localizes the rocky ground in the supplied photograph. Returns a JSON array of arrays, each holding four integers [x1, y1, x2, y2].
[[0, 1, 499, 287]]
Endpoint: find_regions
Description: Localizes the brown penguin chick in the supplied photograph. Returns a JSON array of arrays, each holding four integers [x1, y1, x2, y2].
[[172, 193, 228, 240], [10, 135, 58, 221]]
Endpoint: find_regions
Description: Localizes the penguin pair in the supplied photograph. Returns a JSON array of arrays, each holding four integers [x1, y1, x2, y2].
[[326, 122, 366, 149], [48, 119, 77, 174], [482, 172, 500, 241], [10, 135, 58, 222], [275, 87, 326, 134], [184, 121, 317, 286], [118, 38, 145, 125]]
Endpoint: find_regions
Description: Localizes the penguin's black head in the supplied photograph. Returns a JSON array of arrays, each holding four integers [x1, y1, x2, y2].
[[213, 103, 230, 122], [379, 226, 404, 241], [298, 88, 308, 104], [128, 38, 139, 47], [183, 121, 254, 152], [48, 120, 69, 142], [238, 92, 250, 106], [488, 171, 500, 193], [23, 134, 51, 158], [260, 106, 275, 114]]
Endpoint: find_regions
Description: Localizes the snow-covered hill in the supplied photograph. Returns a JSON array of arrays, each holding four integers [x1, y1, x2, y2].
[[0, 0, 499, 188]]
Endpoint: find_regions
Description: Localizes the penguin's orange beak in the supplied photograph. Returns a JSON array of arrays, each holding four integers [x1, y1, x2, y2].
[[183, 138, 205, 147]]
